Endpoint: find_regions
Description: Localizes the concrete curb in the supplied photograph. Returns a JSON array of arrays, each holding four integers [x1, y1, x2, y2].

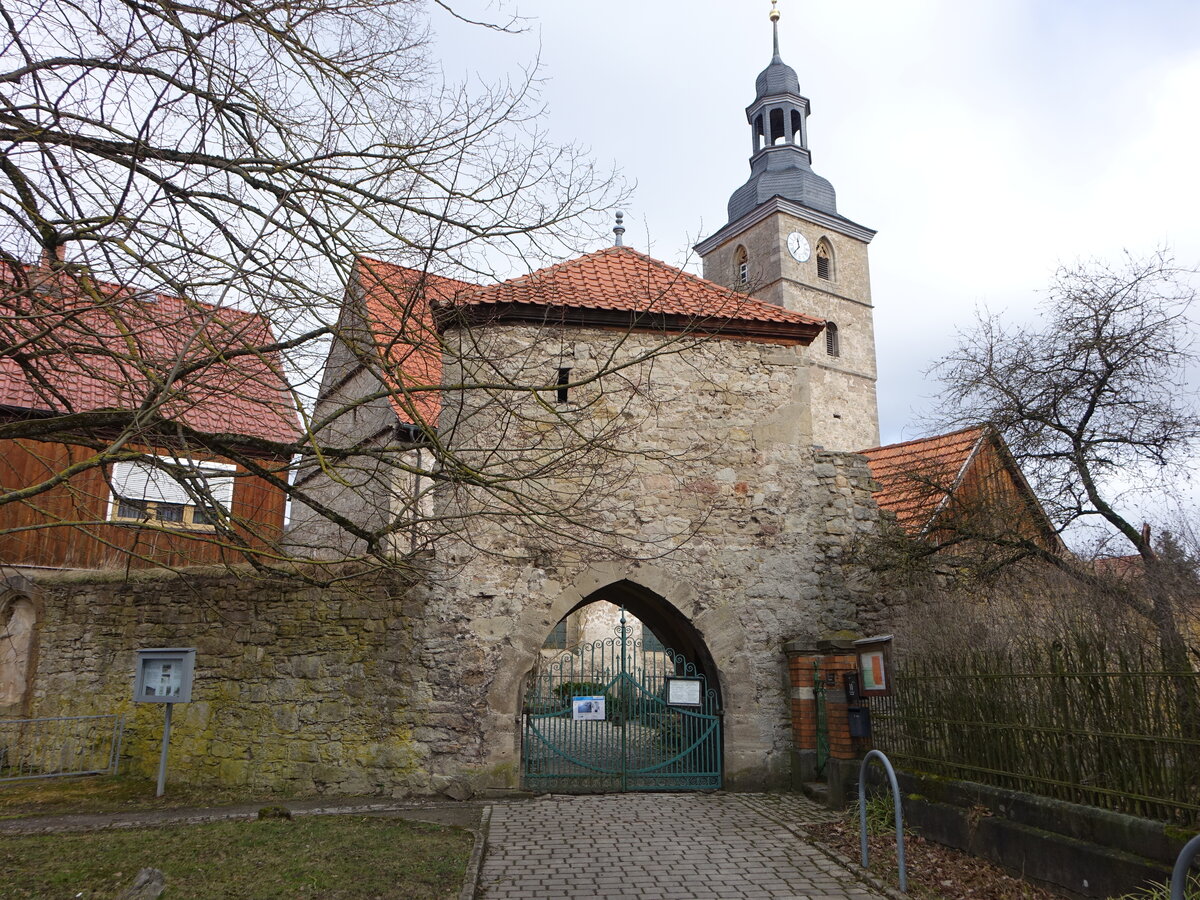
[[460, 804, 492, 900], [0, 800, 453, 835]]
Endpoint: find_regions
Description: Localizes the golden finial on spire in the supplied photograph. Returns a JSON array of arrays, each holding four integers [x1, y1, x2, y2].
[[769, 0, 780, 23]]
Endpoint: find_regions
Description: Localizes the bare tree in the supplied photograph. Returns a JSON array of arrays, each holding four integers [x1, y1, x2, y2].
[[927, 251, 1199, 669], [0, 0, 717, 578]]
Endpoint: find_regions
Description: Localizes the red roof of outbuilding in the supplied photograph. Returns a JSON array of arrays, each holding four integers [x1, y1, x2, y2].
[[0, 265, 300, 447], [354, 246, 825, 427], [859, 427, 986, 534]]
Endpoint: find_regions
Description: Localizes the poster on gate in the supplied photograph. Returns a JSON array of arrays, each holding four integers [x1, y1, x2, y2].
[[572, 696, 606, 720]]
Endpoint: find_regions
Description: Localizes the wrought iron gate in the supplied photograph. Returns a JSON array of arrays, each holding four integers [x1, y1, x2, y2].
[[522, 609, 722, 792]]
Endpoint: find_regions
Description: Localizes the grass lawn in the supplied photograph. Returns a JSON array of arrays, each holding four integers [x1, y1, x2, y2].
[[0, 775, 310, 819], [0, 815, 473, 899]]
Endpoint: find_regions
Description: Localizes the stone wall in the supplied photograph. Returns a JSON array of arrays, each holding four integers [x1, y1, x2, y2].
[[7, 569, 454, 797]]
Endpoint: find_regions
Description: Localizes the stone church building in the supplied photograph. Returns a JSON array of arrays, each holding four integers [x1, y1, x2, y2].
[[286, 6, 886, 791], [4, 7, 895, 796]]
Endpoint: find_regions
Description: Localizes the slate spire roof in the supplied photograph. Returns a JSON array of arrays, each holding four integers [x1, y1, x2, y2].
[[727, 2, 838, 222]]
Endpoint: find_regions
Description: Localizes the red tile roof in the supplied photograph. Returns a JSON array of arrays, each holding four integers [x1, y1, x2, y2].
[[353, 257, 475, 428], [859, 427, 986, 534], [444, 245, 825, 331], [0, 265, 300, 448], [354, 247, 825, 427]]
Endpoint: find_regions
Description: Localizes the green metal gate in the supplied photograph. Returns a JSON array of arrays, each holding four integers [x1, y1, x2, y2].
[[522, 609, 722, 792]]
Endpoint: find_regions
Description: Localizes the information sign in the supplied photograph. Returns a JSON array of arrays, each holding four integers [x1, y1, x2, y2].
[[665, 676, 703, 707], [134, 648, 196, 703], [853, 635, 893, 697], [572, 696, 606, 721]]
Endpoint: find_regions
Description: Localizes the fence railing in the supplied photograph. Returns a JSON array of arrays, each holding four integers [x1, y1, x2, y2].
[[0, 715, 124, 782], [868, 653, 1200, 827]]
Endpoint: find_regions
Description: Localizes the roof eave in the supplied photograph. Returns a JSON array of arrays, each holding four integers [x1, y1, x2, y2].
[[433, 302, 822, 346]]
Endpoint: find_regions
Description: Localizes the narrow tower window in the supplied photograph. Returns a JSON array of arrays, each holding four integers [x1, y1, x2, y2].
[[825, 322, 840, 357], [556, 367, 571, 403], [734, 246, 749, 285], [816, 238, 834, 281], [791, 109, 803, 144]]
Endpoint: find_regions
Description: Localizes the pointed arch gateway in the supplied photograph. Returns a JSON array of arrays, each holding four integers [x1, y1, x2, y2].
[[521, 579, 723, 792]]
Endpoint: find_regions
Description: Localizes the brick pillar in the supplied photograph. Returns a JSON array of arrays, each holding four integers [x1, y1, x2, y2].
[[784, 637, 872, 803]]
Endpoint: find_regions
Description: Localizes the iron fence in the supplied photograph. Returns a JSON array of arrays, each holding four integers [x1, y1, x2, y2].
[[0, 715, 124, 782], [868, 649, 1200, 827]]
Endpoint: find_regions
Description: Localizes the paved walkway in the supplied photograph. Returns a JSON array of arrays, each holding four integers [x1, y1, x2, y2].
[[477, 792, 891, 900]]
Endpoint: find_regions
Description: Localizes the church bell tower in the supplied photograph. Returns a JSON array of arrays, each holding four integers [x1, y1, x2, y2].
[[695, 1, 880, 451]]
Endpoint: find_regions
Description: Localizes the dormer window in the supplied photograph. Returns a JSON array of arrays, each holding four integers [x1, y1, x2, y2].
[[825, 322, 840, 357], [816, 238, 834, 281], [108, 457, 235, 530], [735, 246, 749, 285]]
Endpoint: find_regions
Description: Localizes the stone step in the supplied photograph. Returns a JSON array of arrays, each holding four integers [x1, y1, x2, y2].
[[800, 781, 829, 805]]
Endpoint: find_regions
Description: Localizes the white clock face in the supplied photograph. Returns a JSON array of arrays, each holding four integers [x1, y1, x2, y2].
[[787, 231, 811, 263]]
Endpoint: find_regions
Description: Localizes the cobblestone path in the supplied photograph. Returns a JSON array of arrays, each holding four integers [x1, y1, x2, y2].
[[476, 792, 888, 899]]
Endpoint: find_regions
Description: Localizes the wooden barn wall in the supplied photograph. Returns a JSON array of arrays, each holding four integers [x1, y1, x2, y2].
[[0, 438, 287, 569], [929, 441, 1053, 549]]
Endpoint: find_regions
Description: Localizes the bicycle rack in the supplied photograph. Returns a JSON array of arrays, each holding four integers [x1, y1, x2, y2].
[[858, 749, 907, 894], [1171, 833, 1200, 900]]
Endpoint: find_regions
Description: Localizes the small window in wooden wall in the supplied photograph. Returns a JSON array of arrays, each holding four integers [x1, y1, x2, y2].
[[107, 457, 235, 530]]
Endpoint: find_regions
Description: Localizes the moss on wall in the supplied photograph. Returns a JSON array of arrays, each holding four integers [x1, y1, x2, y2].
[[21, 569, 431, 797]]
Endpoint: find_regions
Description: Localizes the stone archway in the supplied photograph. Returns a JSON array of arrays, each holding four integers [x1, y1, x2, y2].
[[0, 592, 37, 714], [520, 578, 724, 793]]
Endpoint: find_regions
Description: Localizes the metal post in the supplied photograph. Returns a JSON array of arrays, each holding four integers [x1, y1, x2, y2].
[[624, 609, 633, 792], [1171, 833, 1200, 900], [858, 749, 907, 894], [156, 702, 173, 797]]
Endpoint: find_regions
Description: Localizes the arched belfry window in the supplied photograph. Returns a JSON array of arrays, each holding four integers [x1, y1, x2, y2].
[[816, 238, 834, 281], [734, 246, 749, 285], [825, 322, 840, 358], [769, 108, 785, 145]]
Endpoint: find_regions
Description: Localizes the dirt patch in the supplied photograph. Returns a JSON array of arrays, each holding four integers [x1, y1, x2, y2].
[[808, 819, 1071, 900]]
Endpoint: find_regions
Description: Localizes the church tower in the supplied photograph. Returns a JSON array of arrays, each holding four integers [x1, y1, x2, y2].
[[695, 1, 880, 451]]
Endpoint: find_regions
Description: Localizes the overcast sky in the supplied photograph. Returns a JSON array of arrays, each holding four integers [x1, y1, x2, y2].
[[432, 1, 1200, 447]]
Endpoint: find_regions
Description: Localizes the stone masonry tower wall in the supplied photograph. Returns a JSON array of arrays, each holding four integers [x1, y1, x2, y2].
[[426, 322, 882, 790], [695, 7, 880, 453]]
